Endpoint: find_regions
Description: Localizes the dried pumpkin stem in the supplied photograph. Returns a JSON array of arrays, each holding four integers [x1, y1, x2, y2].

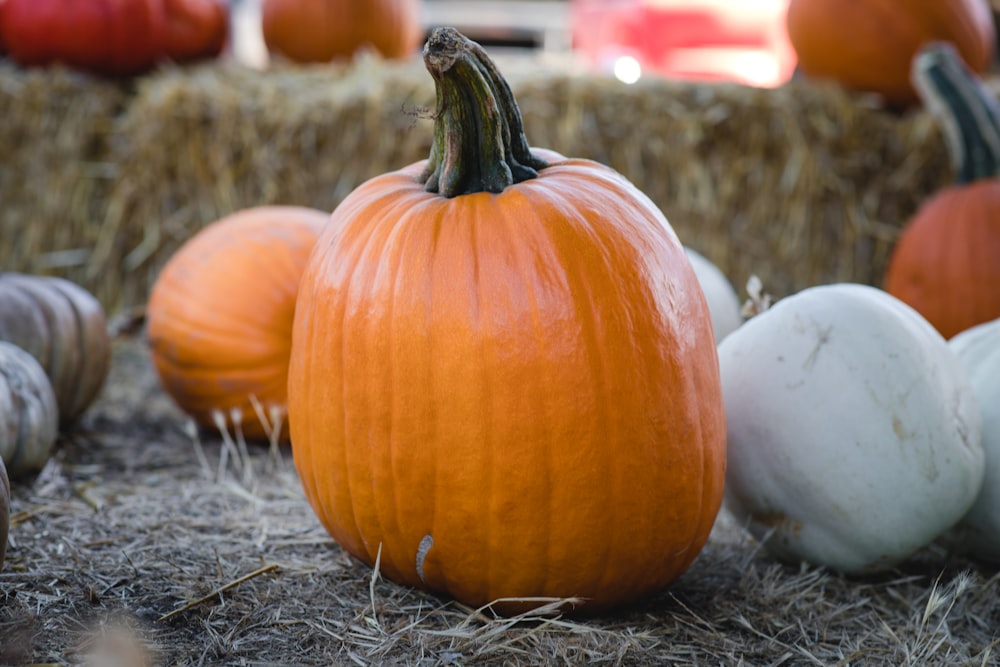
[[913, 42, 1000, 184], [420, 27, 548, 197]]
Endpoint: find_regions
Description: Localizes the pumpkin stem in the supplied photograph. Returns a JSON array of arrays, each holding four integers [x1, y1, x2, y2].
[[419, 27, 548, 197], [912, 42, 1000, 184]]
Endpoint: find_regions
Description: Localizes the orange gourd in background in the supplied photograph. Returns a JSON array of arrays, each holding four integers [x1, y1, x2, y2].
[[287, 28, 727, 614], [786, 0, 995, 107], [261, 0, 422, 63], [147, 206, 328, 440], [885, 43, 1000, 339]]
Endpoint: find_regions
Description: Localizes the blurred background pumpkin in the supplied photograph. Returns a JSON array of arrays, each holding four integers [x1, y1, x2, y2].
[[0, 273, 111, 426], [147, 205, 328, 441], [0, 0, 229, 75], [261, 0, 422, 63]]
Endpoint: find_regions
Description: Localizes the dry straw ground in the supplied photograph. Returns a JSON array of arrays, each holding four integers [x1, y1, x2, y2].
[[1, 336, 998, 666]]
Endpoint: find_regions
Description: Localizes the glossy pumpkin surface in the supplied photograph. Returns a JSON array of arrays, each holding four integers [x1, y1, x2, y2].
[[147, 206, 327, 441], [0, 273, 111, 426], [0, 340, 60, 479], [787, 0, 995, 107], [288, 29, 726, 614], [262, 0, 422, 63]]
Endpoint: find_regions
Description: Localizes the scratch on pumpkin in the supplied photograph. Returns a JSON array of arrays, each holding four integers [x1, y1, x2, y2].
[[416, 534, 434, 584]]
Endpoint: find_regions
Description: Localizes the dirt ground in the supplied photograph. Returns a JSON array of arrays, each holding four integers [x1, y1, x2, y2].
[[1, 335, 998, 666]]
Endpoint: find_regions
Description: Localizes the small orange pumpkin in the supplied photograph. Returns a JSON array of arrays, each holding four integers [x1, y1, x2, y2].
[[786, 0, 995, 107], [261, 0, 422, 63], [885, 42, 1000, 339], [288, 29, 727, 614], [147, 206, 328, 440]]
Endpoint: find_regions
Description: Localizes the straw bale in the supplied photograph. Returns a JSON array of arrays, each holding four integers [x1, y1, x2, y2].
[[94, 56, 436, 311], [0, 62, 126, 283], [1, 55, 966, 313], [513, 73, 953, 299]]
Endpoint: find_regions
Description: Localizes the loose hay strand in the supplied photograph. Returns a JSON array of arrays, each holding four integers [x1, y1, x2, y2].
[[156, 563, 280, 623]]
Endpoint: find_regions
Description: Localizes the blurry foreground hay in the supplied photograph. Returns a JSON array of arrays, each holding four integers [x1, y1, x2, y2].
[[1, 55, 956, 312]]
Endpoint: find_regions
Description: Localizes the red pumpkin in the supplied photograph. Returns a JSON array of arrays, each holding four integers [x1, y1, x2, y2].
[[163, 0, 228, 62], [787, 0, 995, 107], [147, 206, 328, 441], [0, 0, 228, 75], [287, 29, 727, 614], [262, 0, 422, 63], [885, 42, 1000, 338]]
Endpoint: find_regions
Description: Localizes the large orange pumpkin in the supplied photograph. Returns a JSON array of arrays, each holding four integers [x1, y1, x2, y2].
[[261, 0, 422, 63], [148, 206, 328, 441], [885, 42, 1000, 339], [288, 28, 727, 614], [786, 0, 995, 107]]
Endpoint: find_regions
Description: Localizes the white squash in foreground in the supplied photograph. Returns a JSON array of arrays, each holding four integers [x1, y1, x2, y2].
[[950, 317, 1000, 562], [720, 283, 983, 574], [684, 248, 743, 343]]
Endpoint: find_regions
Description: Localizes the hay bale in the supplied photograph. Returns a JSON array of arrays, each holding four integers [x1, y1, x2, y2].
[[98, 57, 436, 311], [514, 74, 953, 299], [0, 55, 961, 312], [0, 62, 126, 287]]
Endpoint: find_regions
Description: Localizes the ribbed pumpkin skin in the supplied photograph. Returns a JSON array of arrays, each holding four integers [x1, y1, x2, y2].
[[0, 273, 111, 426], [786, 0, 995, 106], [262, 0, 421, 63], [148, 206, 327, 440], [0, 341, 60, 479], [288, 152, 727, 613], [884, 182, 1000, 339]]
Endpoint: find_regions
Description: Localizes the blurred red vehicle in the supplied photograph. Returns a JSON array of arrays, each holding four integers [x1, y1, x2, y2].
[[571, 0, 797, 86]]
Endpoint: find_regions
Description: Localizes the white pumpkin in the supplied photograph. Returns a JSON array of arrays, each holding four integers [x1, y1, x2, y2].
[[684, 247, 743, 343], [0, 455, 8, 570], [719, 283, 983, 574], [950, 317, 1000, 562], [0, 340, 60, 478]]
